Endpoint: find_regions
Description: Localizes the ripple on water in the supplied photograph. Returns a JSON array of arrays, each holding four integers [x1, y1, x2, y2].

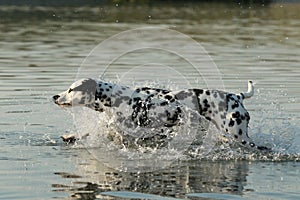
[[0, 3, 300, 200]]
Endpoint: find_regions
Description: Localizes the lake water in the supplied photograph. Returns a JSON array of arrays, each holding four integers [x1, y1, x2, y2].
[[0, 2, 299, 200]]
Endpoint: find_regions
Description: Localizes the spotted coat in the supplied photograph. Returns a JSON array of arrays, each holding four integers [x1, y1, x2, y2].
[[53, 79, 269, 150]]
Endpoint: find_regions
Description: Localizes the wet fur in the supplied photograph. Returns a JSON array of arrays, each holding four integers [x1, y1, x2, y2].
[[53, 79, 269, 151]]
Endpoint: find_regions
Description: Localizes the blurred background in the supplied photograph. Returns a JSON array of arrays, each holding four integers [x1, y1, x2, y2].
[[0, 0, 299, 200]]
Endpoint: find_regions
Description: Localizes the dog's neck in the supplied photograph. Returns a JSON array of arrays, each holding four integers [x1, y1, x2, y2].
[[94, 81, 115, 107]]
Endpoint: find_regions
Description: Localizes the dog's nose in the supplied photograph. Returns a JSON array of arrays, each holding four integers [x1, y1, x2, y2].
[[53, 95, 60, 101]]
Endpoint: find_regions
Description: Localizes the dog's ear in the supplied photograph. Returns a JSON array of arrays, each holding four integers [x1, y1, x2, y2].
[[73, 78, 97, 94]]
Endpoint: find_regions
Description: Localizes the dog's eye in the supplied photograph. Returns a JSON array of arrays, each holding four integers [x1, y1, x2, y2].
[[68, 88, 73, 93]]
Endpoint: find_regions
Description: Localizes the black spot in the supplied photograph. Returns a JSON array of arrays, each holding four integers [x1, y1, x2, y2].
[[225, 128, 228, 132], [236, 118, 242, 125], [231, 102, 239, 109], [104, 83, 108, 85], [257, 146, 270, 151], [141, 87, 150, 91], [68, 88, 73, 93], [102, 94, 107, 99], [133, 97, 141, 102], [237, 95, 241, 100], [100, 88, 104, 92], [228, 120, 235, 127], [193, 89, 203, 96], [165, 95, 173, 100], [241, 140, 247, 145], [160, 101, 168, 106], [104, 102, 111, 106], [147, 103, 153, 110], [232, 111, 240, 119], [205, 116, 211, 121], [155, 89, 161, 92], [146, 90, 150, 94], [245, 113, 250, 121], [128, 99, 132, 105], [238, 129, 243, 135], [203, 99, 208, 104], [199, 104, 203, 113], [109, 86, 112, 89], [176, 107, 182, 114], [234, 135, 238, 139], [106, 88, 110, 92], [136, 88, 141, 93], [205, 90, 210, 95]]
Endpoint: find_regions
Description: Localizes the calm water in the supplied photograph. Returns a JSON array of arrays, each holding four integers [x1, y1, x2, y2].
[[1, 2, 300, 200]]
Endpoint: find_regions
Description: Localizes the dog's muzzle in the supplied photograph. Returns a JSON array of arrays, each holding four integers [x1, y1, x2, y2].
[[53, 95, 72, 106]]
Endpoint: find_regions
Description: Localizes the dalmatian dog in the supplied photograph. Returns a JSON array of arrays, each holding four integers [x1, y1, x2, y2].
[[53, 78, 270, 151]]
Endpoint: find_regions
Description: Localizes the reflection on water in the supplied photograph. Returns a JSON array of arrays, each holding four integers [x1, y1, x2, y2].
[[0, 2, 299, 200], [52, 150, 250, 199], [51, 148, 299, 199]]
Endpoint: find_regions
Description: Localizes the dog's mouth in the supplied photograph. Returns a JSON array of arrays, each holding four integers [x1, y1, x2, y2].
[[54, 101, 72, 107], [53, 95, 72, 107], [58, 103, 72, 107]]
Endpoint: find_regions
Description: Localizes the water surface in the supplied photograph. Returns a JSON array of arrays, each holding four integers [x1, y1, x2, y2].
[[0, 2, 299, 200]]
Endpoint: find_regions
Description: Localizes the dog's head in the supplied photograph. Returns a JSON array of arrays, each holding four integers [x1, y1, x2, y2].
[[53, 78, 97, 108]]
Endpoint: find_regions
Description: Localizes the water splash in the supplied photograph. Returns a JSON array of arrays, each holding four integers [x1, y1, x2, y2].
[[68, 85, 299, 168]]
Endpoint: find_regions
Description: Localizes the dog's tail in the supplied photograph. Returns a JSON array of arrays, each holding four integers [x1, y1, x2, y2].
[[241, 80, 254, 99]]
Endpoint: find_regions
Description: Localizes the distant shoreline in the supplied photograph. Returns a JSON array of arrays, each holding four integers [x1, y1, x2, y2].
[[0, 0, 277, 6]]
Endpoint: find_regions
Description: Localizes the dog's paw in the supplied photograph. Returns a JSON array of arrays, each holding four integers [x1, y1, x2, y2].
[[61, 134, 77, 144]]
